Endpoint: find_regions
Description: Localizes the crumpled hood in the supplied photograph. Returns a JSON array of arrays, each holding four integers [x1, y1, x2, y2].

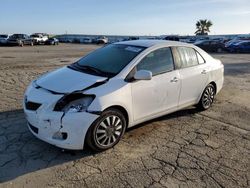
[[36, 66, 107, 93]]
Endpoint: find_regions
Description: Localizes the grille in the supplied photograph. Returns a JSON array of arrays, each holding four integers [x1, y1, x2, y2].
[[28, 123, 38, 134], [25, 101, 41, 111]]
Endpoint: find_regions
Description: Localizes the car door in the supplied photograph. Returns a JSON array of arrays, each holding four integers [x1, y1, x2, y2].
[[210, 41, 219, 52], [243, 42, 250, 52], [22, 35, 27, 44], [24, 35, 31, 44], [172, 47, 209, 107], [203, 41, 210, 52], [130, 47, 181, 122]]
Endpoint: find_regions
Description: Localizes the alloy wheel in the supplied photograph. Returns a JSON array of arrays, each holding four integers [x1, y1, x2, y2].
[[202, 85, 215, 109], [95, 115, 123, 147]]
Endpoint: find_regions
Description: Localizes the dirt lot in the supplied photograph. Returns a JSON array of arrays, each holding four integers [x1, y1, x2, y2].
[[0, 44, 249, 188]]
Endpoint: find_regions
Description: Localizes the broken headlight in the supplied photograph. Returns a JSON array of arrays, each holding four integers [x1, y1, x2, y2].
[[63, 96, 94, 113], [54, 93, 95, 112]]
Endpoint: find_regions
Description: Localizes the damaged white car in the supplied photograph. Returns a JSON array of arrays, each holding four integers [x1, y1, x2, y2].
[[23, 40, 224, 151]]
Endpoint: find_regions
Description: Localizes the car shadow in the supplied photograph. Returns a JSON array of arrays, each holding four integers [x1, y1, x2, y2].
[[0, 107, 200, 183], [127, 107, 199, 132], [0, 109, 97, 183]]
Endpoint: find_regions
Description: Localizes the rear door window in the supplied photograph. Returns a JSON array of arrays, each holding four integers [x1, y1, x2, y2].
[[172, 47, 199, 69]]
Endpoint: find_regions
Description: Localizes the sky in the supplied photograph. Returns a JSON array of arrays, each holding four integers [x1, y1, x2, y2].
[[0, 0, 250, 36]]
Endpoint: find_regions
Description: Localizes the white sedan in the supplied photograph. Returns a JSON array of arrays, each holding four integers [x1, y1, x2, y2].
[[23, 40, 224, 151]]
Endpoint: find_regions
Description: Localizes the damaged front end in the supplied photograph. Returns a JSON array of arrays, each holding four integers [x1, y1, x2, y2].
[[23, 79, 107, 150]]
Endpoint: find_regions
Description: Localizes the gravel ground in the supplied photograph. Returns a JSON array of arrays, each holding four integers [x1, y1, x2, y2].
[[0, 44, 249, 188]]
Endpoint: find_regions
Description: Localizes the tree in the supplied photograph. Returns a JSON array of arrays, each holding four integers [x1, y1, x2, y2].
[[195, 19, 213, 35]]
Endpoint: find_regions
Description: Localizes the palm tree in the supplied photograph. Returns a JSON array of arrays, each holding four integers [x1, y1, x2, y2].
[[195, 19, 213, 35]]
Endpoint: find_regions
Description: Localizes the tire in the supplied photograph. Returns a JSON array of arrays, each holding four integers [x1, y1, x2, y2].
[[30, 41, 34, 46], [197, 84, 216, 110], [217, 48, 222, 53], [85, 108, 126, 151], [20, 42, 24, 47]]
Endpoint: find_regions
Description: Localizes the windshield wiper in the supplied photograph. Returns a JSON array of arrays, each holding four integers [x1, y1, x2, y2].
[[79, 65, 104, 75], [69, 63, 115, 77]]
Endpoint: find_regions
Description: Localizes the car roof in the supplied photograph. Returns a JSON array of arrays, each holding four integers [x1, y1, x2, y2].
[[115, 39, 193, 48], [13, 34, 26, 36]]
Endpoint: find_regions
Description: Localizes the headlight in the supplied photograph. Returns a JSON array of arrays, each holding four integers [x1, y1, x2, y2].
[[62, 96, 94, 113], [54, 93, 95, 113]]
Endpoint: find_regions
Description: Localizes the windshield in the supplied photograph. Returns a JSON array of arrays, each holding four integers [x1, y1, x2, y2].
[[10, 34, 22, 39], [31, 34, 39, 37], [70, 44, 145, 77], [0, 35, 8, 38]]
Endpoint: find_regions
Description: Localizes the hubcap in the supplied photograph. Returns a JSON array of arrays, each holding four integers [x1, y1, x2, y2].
[[202, 86, 215, 109], [95, 115, 123, 147]]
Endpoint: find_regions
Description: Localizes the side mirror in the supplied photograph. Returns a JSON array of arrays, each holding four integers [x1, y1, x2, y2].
[[134, 70, 152, 80]]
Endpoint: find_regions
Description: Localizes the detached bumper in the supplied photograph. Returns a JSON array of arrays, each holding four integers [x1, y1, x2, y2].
[[23, 84, 99, 150]]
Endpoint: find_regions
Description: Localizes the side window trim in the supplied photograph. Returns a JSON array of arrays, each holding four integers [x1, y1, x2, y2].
[[195, 50, 206, 64], [169, 48, 176, 70]]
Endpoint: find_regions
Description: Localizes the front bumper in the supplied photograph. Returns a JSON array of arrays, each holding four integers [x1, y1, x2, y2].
[[23, 84, 99, 150]]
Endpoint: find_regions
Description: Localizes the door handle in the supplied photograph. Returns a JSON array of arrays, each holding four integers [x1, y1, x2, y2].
[[170, 77, 178, 83], [201, 70, 207, 74]]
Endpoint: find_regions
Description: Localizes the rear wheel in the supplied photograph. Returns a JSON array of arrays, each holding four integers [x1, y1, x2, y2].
[[86, 108, 126, 151], [197, 84, 216, 110], [217, 48, 222, 53]]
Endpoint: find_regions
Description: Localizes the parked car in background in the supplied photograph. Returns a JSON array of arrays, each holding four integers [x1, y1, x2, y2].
[[0, 34, 10, 45], [226, 41, 250, 53], [186, 38, 195, 43], [7, 34, 33, 47], [211, 37, 226, 43], [45, 38, 59, 45], [96, 36, 108, 44], [164, 35, 180, 41], [81, 37, 92, 44], [30, 33, 48, 44], [192, 37, 210, 44], [225, 36, 250, 48], [23, 40, 224, 151], [123, 36, 139, 41], [194, 40, 225, 53]]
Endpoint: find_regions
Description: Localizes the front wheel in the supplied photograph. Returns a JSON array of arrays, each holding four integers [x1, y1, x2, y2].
[[197, 84, 216, 110], [85, 108, 126, 151]]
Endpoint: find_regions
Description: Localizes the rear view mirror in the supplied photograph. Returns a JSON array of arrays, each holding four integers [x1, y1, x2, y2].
[[134, 70, 152, 80]]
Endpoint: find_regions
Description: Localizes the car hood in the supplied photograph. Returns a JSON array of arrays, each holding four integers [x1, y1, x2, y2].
[[36, 66, 108, 93]]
